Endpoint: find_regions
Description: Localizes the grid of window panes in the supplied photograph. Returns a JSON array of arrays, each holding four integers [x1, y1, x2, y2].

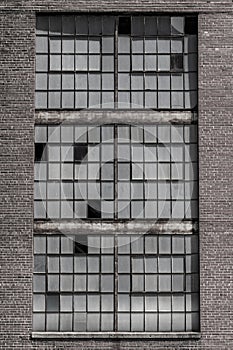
[[117, 16, 197, 109], [34, 125, 115, 219], [36, 15, 197, 110], [34, 124, 198, 220], [33, 234, 199, 332]]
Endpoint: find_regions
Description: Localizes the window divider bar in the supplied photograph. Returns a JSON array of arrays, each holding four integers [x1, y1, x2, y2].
[[114, 17, 119, 108]]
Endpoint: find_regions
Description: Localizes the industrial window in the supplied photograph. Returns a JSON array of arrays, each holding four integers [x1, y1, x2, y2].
[[34, 124, 198, 220], [34, 13, 199, 335], [33, 233, 199, 332], [36, 15, 197, 110]]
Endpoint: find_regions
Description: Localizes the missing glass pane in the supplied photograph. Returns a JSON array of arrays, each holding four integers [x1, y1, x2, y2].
[[35, 143, 47, 162], [88, 200, 101, 219], [171, 54, 183, 71], [74, 143, 88, 162], [74, 235, 88, 254], [118, 17, 131, 35], [185, 17, 198, 35]]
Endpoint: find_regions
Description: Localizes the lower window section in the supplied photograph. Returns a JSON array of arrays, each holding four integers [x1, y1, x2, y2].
[[33, 233, 199, 332]]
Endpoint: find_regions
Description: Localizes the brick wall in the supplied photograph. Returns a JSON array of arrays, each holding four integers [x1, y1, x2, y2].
[[0, 3, 233, 349]]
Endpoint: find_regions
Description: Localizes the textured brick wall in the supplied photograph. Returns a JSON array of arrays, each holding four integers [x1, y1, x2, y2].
[[0, 3, 233, 349]]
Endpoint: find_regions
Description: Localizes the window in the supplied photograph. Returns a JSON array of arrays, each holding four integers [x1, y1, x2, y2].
[[34, 124, 198, 220], [33, 233, 199, 332], [36, 15, 197, 110], [34, 14, 199, 335]]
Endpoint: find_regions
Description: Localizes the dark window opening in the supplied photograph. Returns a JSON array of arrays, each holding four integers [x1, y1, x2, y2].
[[74, 235, 88, 254], [35, 143, 47, 161], [171, 54, 183, 71], [88, 200, 101, 219], [74, 143, 88, 162], [185, 17, 198, 35], [118, 17, 131, 35]]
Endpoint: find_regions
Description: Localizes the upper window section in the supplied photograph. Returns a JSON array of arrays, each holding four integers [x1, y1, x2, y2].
[[36, 15, 197, 110]]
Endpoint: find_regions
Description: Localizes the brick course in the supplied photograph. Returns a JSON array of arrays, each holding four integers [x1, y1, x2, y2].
[[0, 2, 233, 349]]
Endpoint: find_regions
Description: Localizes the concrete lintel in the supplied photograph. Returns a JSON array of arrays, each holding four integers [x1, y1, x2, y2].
[[34, 220, 197, 235], [35, 111, 196, 124], [32, 331, 201, 340]]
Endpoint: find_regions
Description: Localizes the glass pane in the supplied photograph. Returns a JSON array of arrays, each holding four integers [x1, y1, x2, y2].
[[159, 313, 171, 331], [89, 38, 101, 53], [158, 17, 170, 36], [159, 236, 171, 254], [132, 275, 144, 291], [118, 275, 130, 292], [76, 16, 88, 35], [74, 295, 86, 312], [36, 36, 48, 53], [145, 313, 157, 331], [118, 37, 130, 53], [132, 17, 144, 36], [145, 275, 157, 291], [101, 256, 114, 273], [36, 55, 48, 72], [131, 74, 144, 90], [158, 55, 170, 71], [132, 55, 143, 71], [60, 295, 72, 312], [34, 256, 46, 272], [33, 314, 45, 331], [60, 275, 73, 291], [118, 73, 130, 90], [47, 313, 59, 331], [63, 38, 74, 53], [145, 17, 157, 36], [88, 295, 100, 312], [36, 16, 49, 35], [36, 73, 47, 90], [75, 55, 88, 70], [47, 295, 59, 312], [118, 313, 130, 332], [74, 313, 86, 331], [158, 92, 170, 108], [101, 275, 114, 292], [60, 314, 72, 331], [132, 257, 144, 273], [60, 257, 73, 273], [132, 38, 143, 53], [145, 38, 157, 53], [74, 275, 86, 291], [48, 257, 59, 273], [87, 314, 100, 332], [34, 236, 46, 254], [102, 37, 114, 53], [171, 17, 184, 35], [102, 55, 114, 72], [158, 74, 170, 90], [118, 55, 130, 72], [101, 314, 114, 331], [131, 313, 144, 331], [89, 55, 100, 71], [158, 39, 170, 53], [145, 257, 157, 273], [103, 16, 115, 35], [158, 257, 171, 273], [76, 38, 88, 53]]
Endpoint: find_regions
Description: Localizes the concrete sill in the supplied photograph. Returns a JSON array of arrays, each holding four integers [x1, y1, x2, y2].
[[32, 332, 201, 340]]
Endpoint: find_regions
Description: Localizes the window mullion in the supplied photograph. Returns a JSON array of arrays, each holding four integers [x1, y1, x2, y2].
[[114, 234, 118, 331], [114, 18, 119, 108]]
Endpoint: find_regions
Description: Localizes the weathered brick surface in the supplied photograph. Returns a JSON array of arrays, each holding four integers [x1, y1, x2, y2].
[[0, 3, 233, 349]]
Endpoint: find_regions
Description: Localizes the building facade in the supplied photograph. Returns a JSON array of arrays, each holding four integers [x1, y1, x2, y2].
[[0, 1, 233, 349]]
